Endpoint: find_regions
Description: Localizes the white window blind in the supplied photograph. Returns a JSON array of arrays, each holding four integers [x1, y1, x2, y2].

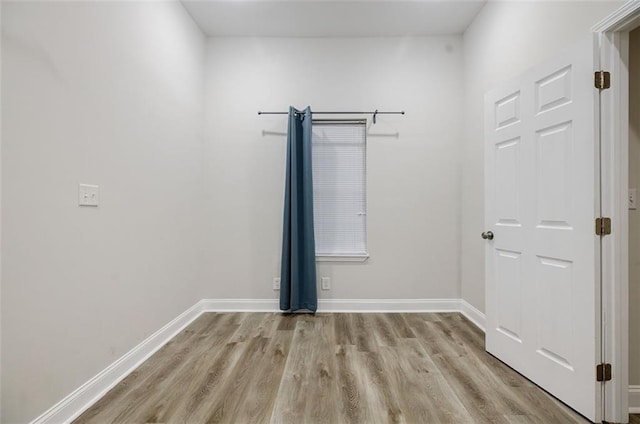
[[312, 121, 367, 257]]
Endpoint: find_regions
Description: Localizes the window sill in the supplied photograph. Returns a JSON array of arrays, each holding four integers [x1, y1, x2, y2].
[[316, 254, 369, 263]]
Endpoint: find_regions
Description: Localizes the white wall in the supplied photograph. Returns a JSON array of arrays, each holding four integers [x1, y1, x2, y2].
[[461, 0, 624, 312], [1, 2, 205, 422], [630, 27, 640, 387], [203, 36, 463, 300]]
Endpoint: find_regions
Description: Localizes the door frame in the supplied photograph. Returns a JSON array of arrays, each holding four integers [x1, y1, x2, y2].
[[593, 1, 640, 422]]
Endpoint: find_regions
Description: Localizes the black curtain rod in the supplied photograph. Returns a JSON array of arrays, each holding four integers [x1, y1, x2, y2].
[[257, 110, 405, 124]]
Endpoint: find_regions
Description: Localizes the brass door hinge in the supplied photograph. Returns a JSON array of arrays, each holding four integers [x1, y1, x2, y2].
[[595, 217, 612, 236], [595, 71, 611, 90], [596, 363, 612, 382]]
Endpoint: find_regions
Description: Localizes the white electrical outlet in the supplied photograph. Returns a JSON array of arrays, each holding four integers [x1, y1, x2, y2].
[[321, 277, 330, 290], [630, 188, 637, 210], [273, 277, 280, 291], [78, 184, 99, 207]]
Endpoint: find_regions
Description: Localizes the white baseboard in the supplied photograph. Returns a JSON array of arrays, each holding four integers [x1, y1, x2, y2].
[[30, 297, 484, 424], [200, 298, 463, 313], [30, 300, 206, 424], [319, 298, 461, 312], [630, 385, 640, 414], [460, 300, 486, 332], [200, 298, 280, 312]]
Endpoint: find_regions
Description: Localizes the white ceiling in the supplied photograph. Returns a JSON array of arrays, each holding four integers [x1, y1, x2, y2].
[[181, 0, 487, 37]]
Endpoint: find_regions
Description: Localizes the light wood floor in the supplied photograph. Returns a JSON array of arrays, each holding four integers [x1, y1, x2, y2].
[[74, 313, 635, 423]]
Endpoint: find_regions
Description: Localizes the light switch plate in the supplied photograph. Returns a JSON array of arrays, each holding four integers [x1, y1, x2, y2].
[[630, 188, 637, 210], [79, 184, 99, 207]]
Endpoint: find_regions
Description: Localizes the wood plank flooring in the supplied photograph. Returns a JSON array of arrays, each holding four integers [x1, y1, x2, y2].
[[74, 313, 631, 423]]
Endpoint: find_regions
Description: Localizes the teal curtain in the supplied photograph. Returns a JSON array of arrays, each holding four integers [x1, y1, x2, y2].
[[280, 106, 317, 313]]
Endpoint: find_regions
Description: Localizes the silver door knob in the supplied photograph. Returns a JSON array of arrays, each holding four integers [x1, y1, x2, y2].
[[481, 231, 494, 240]]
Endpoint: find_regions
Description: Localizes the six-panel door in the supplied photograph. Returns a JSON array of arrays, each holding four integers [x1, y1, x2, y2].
[[484, 37, 600, 422]]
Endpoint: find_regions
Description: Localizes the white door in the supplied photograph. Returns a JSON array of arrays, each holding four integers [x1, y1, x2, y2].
[[484, 37, 601, 422]]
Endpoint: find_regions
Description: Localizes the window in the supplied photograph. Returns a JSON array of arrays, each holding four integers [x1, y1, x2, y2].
[[312, 120, 368, 261]]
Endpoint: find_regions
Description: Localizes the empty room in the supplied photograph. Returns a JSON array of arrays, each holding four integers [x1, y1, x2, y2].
[[2, 0, 640, 423]]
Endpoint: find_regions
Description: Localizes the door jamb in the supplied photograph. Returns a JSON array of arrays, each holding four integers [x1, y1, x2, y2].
[[593, 1, 640, 422]]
